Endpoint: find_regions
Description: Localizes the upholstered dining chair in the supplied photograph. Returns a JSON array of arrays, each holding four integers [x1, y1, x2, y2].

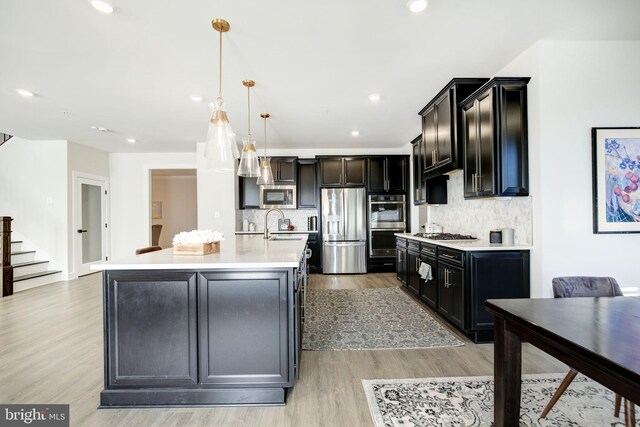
[[540, 276, 635, 426]]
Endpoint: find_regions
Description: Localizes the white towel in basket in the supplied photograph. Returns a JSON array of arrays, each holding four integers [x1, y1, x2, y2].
[[418, 262, 433, 281]]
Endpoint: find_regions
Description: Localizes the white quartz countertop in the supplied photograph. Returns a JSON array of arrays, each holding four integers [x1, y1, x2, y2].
[[236, 230, 317, 235], [91, 235, 308, 271], [394, 233, 533, 251]]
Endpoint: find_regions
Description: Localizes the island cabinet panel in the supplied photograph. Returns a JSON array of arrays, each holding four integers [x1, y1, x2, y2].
[[198, 270, 291, 387], [105, 271, 198, 387]]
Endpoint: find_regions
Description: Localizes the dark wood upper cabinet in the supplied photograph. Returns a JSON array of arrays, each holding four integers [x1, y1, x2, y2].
[[411, 136, 426, 204], [418, 78, 488, 179], [367, 156, 408, 194], [239, 176, 260, 209], [319, 157, 366, 187], [272, 157, 298, 184], [462, 77, 530, 199], [297, 159, 318, 208]]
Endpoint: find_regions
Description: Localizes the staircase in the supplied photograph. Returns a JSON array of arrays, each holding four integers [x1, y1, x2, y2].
[[11, 239, 63, 292], [0, 133, 12, 147]]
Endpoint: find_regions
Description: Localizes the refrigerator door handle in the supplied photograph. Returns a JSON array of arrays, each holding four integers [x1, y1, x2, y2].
[[324, 241, 365, 247]]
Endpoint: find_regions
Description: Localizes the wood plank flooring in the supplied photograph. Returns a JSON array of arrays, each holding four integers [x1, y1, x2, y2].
[[0, 272, 565, 426]]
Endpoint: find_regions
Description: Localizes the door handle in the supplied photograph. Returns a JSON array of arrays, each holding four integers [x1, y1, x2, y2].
[[77, 229, 88, 233]]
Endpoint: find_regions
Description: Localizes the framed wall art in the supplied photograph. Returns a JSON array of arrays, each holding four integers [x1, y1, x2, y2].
[[592, 127, 640, 233]]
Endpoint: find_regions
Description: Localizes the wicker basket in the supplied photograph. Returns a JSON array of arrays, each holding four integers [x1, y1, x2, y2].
[[173, 241, 220, 255]]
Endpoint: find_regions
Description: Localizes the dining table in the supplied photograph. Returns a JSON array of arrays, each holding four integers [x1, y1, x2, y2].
[[485, 296, 640, 426]]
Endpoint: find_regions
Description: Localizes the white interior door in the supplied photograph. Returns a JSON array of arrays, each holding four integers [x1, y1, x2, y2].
[[76, 176, 108, 276]]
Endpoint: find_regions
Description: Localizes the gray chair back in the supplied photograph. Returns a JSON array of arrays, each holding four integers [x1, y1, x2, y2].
[[552, 276, 623, 298]]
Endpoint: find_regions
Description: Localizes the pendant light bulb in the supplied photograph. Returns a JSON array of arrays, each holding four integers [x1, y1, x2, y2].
[[257, 113, 274, 185], [238, 80, 260, 177], [204, 19, 239, 166]]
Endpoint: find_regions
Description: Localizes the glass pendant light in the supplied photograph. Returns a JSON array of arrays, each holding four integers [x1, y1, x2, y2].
[[257, 113, 274, 185], [237, 80, 260, 177], [204, 19, 239, 163]]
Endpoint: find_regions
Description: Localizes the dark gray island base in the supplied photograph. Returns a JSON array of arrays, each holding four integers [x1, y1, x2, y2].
[[99, 263, 304, 407]]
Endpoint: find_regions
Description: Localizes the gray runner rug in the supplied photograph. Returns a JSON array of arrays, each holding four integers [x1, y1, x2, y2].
[[302, 287, 463, 350], [363, 373, 637, 426]]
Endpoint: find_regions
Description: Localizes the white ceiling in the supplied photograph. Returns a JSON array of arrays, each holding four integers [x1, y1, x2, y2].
[[1, 0, 639, 153]]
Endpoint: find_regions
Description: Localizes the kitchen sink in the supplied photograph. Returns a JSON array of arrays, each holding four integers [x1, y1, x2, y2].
[[268, 236, 305, 241]]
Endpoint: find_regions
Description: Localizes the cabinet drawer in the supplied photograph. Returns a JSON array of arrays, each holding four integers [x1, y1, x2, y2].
[[438, 248, 464, 265], [396, 238, 407, 248], [420, 243, 437, 257], [407, 241, 420, 252]]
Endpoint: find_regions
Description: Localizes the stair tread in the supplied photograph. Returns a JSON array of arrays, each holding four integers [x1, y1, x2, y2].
[[11, 250, 36, 255], [14, 270, 62, 282], [13, 260, 48, 268]]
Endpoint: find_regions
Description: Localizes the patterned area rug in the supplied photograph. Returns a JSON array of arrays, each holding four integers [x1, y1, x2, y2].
[[363, 373, 638, 426], [302, 287, 463, 350]]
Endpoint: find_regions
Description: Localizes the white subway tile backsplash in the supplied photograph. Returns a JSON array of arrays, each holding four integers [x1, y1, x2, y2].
[[241, 209, 319, 232]]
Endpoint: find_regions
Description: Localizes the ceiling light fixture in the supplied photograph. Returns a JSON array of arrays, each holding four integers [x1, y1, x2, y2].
[[407, 0, 428, 13], [90, 0, 115, 14], [368, 93, 381, 102], [190, 95, 203, 102], [127, 138, 136, 143], [237, 80, 260, 177], [257, 113, 274, 185], [351, 131, 360, 137], [204, 18, 239, 164], [15, 89, 34, 97]]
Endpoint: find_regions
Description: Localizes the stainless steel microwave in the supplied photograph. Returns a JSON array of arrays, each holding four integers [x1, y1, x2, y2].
[[260, 185, 297, 209]]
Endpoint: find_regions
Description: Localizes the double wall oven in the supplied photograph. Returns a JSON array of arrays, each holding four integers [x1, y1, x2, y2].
[[368, 194, 406, 258]]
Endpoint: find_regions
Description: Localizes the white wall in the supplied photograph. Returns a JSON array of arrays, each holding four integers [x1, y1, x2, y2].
[[109, 152, 196, 259], [498, 40, 640, 296], [0, 138, 68, 273], [67, 142, 109, 277], [151, 173, 197, 248]]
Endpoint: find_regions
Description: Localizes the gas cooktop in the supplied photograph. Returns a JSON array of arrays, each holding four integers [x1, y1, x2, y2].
[[413, 232, 478, 241]]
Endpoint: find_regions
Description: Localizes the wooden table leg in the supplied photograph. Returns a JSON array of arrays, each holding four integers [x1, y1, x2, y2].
[[494, 316, 522, 427]]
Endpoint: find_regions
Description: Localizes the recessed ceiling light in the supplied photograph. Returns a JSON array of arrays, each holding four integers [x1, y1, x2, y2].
[[90, 0, 115, 14], [190, 95, 203, 102], [15, 89, 34, 97], [368, 93, 381, 102], [91, 126, 109, 132], [351, 131, 360, 137], [127, 138, 136, 143], [407, 0, 428, 13]]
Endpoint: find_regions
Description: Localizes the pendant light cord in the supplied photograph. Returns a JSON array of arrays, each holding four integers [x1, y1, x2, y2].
[[247, 85, 251, 137], [218, 28, 223, 100], [263, 116, 267, 157]]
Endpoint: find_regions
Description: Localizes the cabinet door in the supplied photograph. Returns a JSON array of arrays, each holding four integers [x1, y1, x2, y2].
[[447, 265, 465, 329], [463, 102, 479, 198], [412, 139, 425, 204], [422, 107, 436, 171], [106, 271, 198, 387], [344, 158, 366, 186], [435, 92, 452, 166], [407, 250, 421, 296], [198, 270, 290, 386], [437, 263, 451, 317], [497, 85, 529, 196], [239, 176, 260, 209], [319, 158, 343, 186], [396, 247, 407, 285], [298, 160, 318, 208], [386, 156, 406, 193], [419, 255, 437, 309], [367, 157, 386, 193], [477, 90, 495, 196], [274, 157, 297, 184]]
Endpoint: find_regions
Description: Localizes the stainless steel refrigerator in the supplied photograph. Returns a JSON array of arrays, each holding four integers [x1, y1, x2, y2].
[[321, 187, 367, 274]]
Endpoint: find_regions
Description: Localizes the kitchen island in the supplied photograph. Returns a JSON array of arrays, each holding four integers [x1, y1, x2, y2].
[[91, 235, 308, 408]]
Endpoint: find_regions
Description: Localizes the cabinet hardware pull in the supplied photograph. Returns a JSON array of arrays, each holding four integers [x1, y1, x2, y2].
[[476, 174, 481, 192], [441, 253, 455, 259], [473, 173, 477, 192]]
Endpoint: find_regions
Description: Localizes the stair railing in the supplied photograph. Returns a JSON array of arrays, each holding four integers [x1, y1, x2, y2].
[[1, 217, 13, 297], [0, 133, 13, 147]]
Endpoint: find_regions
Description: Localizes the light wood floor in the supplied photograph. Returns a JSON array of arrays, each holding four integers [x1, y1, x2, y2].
[[0, 273, 565, 427]]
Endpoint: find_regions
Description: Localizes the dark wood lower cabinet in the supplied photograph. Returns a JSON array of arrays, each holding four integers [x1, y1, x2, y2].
[[101, 266, 303, 407], [395, 237, 529, 342]]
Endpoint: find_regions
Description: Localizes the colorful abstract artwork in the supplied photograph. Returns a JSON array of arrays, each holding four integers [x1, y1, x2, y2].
[[593, 127, 640, 233]]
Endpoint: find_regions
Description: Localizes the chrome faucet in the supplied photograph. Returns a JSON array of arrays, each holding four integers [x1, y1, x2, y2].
[[264, 208, 285, 239]]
